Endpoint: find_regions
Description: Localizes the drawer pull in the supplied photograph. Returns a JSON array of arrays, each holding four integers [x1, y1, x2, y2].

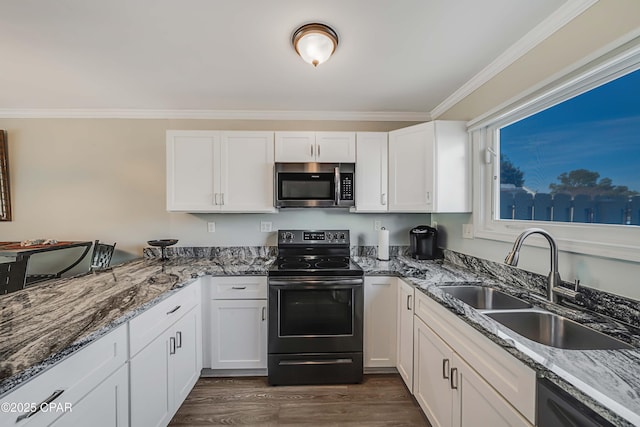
[[232, 286, 247, 290], [169, 336, 176, 355], [442, 358, 450, 379], [450, 367, 458, 390], [16, 389, 64, 422], [166, 305, 181, 315], [176, 331, 183, 348]]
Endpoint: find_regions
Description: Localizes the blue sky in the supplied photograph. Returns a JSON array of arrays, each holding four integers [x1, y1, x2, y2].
[[500, 67, 640, 193]]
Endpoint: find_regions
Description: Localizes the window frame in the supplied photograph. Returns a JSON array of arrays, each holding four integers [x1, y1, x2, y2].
[[471, 36, 640, 262]]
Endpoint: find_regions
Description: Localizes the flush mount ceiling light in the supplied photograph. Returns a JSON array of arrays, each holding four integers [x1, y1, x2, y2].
[[292, 23, 339, 67]]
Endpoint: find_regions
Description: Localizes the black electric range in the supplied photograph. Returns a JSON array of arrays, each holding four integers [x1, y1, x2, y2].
[[267, 229, 364, 386]]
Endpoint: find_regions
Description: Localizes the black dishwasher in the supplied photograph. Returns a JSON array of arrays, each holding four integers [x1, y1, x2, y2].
[[537, 378, 614, 427]]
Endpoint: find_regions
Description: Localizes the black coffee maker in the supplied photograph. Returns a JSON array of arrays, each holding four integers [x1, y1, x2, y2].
[[409, 225, 438, 260]]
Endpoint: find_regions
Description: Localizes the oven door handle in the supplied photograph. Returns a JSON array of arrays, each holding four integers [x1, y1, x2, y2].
[[268, 278, 363, 287]]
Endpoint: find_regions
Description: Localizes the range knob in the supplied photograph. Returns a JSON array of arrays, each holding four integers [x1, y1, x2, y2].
[[282, 232, 294, 241], [338, 232, 346, 240], [326, 232, 334, 241]]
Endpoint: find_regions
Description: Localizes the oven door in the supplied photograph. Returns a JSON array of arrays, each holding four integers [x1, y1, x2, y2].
[[275, 170, 337, 208], [268, 277, 363, 354]]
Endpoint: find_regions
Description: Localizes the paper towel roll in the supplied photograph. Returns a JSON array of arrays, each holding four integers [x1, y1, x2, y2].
[[377, 227, 389, 261]]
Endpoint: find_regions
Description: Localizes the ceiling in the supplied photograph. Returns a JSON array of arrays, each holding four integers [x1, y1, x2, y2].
[[0, 0, 571, 118]]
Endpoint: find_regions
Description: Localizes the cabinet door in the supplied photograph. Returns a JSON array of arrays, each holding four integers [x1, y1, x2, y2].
[[396, 279, 415, 391], [355, 132, 388, 212], [50, 365, 129, 427], [364, 277, 397, 368], [219, 132, 276, 212], [315, 132, 356, 162], [453, 353, 532, 427], [388, 123, 434, 212], [171, 307, 202, 409], [414, 316, 454, 427], [166, 131, 220, 211], [210, 299, 267, 369], [130, 330, 172, 427], [274, 132, 316, 162]]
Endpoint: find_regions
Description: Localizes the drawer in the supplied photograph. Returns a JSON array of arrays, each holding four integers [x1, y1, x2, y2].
[[414, 290, 536, 423], [0, 325, 127, 427], [210, 276, 267, 299], [129, 282, 200, 357]]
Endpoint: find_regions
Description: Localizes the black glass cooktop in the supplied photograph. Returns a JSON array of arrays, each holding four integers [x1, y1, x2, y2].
[[269, 256, 363, 277]]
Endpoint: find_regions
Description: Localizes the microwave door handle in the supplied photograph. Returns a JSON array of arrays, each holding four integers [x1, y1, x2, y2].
[[334, 167, 340, 205]]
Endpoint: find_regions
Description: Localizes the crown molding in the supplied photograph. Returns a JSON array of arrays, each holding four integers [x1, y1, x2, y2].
[[430, 0, 599, 119], [0, 108, 430, 122]]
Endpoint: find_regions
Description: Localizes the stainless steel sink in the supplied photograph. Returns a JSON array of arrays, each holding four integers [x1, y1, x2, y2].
[[442, 285, 532, 310], [486, 310, 633, 350]]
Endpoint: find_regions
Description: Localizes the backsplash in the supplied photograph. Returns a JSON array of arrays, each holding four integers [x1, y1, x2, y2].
[[444, 249, 640, 328], [144, 245, 639, 328]]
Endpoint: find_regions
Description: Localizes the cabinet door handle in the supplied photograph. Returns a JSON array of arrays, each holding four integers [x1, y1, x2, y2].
[[166, 305, 181, 315], [232, 286, 247, 290], [262, 306, 267, 321], [176, 331, 183, 349], [407, 294, 412, 310], [214, 193, 219, 205], [15, 389, 64, 422], [221, 193, 225, 205], [442, 358, 450, 379], [169, 336, 176, 355], [310, 144, 314, 158], [450, 367, 458, 389], [426, 191, 431, 202], [317, 144, 320, 157], [381, 193, 387, 205]]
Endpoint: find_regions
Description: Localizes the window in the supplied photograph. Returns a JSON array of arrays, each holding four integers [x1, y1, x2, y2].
[[498, 68, 640, 226], [471, 37, 640, 262]]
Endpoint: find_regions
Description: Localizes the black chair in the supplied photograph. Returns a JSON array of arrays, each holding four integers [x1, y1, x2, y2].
[[90, 240, 116, 271], [0, 259, 28, 295]]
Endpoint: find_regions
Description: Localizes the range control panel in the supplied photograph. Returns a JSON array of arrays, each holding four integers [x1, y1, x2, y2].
[[279, 229, 350, 245]]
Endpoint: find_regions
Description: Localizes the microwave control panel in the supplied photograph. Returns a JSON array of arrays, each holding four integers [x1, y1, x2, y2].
[[341, 173, 353, 200]]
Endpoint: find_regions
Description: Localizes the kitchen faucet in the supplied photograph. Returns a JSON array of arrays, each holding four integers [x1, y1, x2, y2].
[[504, 228, 578, 303]]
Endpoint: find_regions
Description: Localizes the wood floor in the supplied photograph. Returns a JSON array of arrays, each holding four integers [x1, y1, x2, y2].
[[169, 374, 431, 426]]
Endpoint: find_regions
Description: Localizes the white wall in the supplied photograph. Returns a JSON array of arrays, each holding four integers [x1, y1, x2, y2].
[[0, 118, 424, 274]]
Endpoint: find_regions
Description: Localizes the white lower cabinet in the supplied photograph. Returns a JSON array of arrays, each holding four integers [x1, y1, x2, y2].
[[414, 316, 531, 427], [130, 305, 201, 427], [208, 276, 268, 370], [413, 290, 536, 426], [50, 364, 128, 427], [396, 279, 415, 391], [129, 284, 202, 427], [209, 300, 268, 369], [364, 276, 397, 368]]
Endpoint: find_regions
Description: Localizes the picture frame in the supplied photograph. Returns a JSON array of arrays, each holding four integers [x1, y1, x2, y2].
[[0, 130, 12, 221]]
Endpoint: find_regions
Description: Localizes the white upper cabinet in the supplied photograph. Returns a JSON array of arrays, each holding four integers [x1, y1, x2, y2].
[[166, 130, 276, 213], [354, 132, 388, 212], [275, 131, 355, 162], [388, 121, 470, 213]]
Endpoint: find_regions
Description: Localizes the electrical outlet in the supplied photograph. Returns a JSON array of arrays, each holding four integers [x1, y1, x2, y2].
[[374, 220, 382, 231], [463, 223, 474, 239], [261, 221, 272, 232], [207, 222, 216, 233]]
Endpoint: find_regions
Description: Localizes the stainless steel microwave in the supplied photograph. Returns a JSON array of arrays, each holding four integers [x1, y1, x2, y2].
[[274, 163, 355, 208]]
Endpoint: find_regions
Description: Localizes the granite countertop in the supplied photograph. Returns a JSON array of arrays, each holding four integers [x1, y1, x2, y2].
[[1, 251, 639, 426], [355, 255, 640, 427], [0, 254, 272, 396]]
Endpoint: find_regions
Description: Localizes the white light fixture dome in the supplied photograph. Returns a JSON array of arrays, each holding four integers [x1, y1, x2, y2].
[[292, 23, 339, 67]]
